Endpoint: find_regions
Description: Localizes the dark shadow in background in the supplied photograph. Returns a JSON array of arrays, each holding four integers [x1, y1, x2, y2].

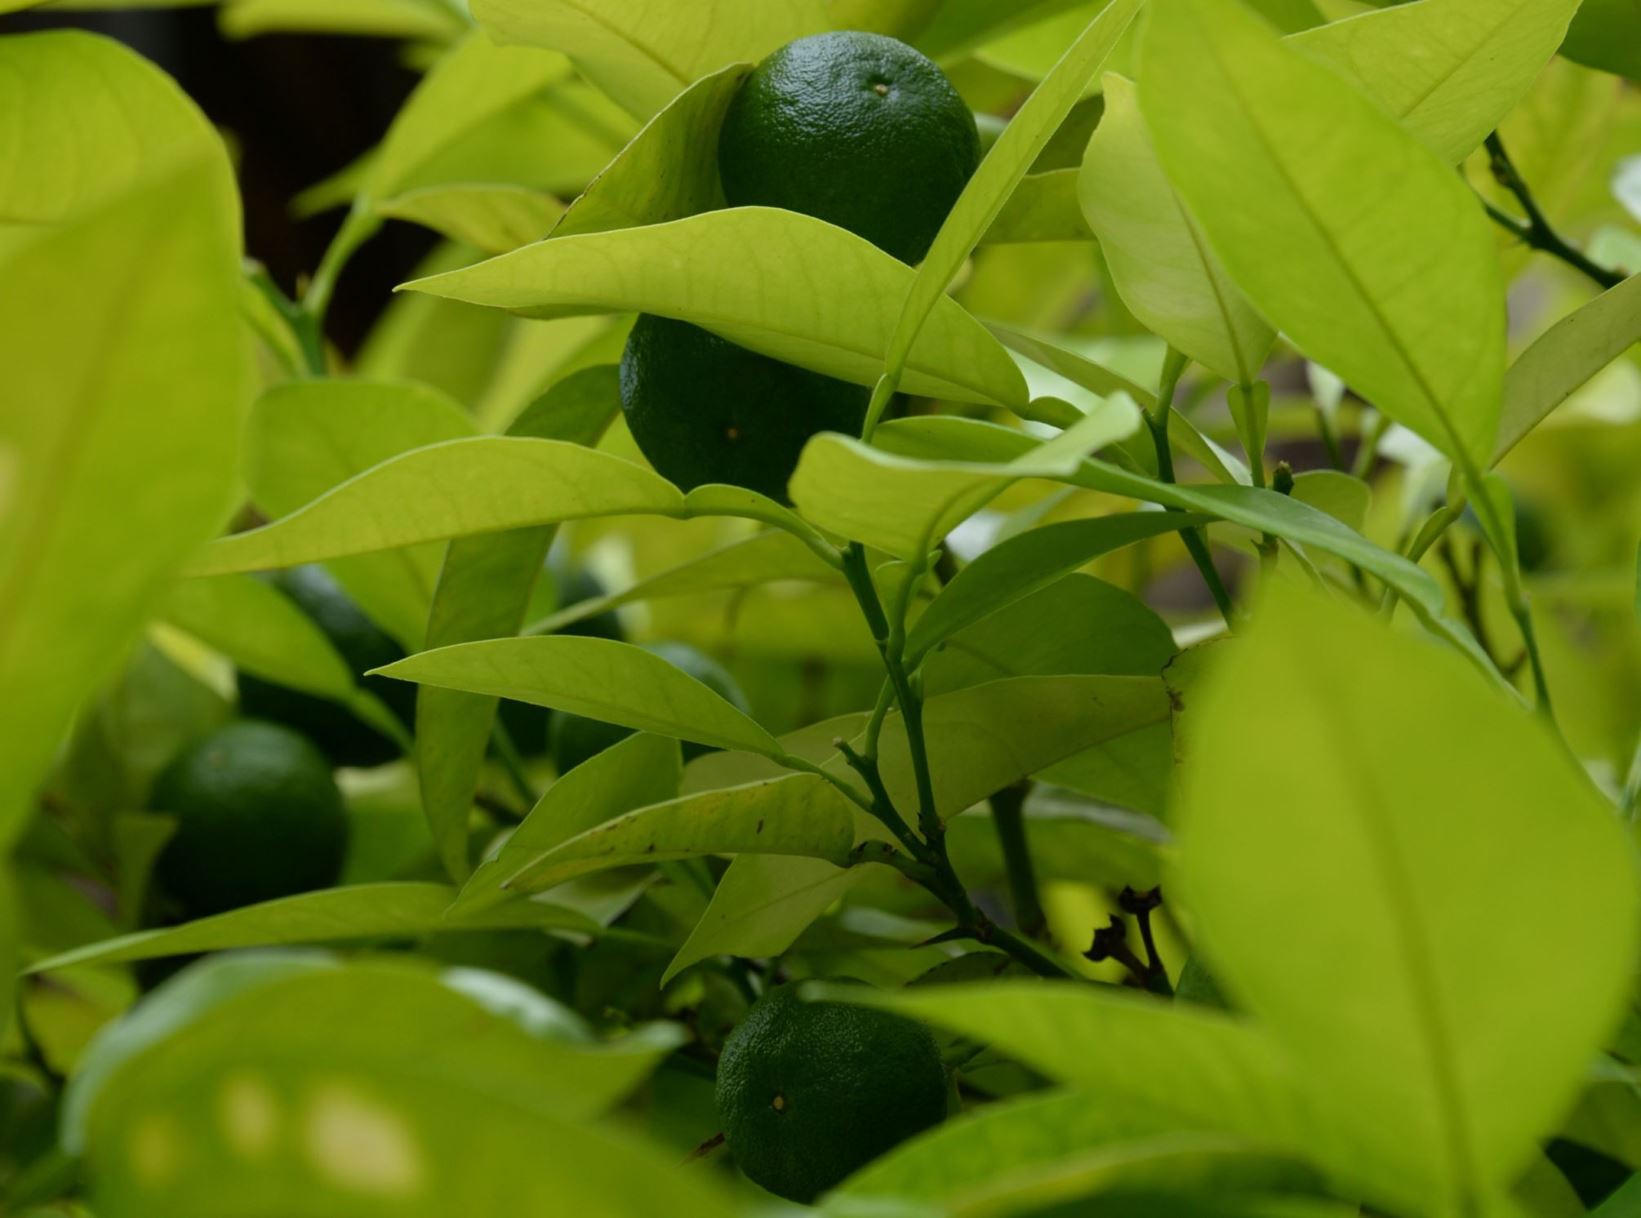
[[0, 6, 438, 354]]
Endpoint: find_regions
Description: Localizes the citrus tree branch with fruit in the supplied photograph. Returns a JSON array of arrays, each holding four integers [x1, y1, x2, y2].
[[3, 0, 1641, 1215]]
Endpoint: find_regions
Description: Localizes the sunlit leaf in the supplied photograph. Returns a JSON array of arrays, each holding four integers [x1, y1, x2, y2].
[[70, 957, 735, 1217], [1175, 587, 1641, 1213], [376, 636, 783, 757], [415, 365, 619, 880], [26, 884, 601, 973], [376, 185, 564, 255], [500, 773, 857, 894], [1080, 74, 1274, 385], [790, 403, 1142, 561], [883, 0, 1143, 392], [220, 0, 468, 40], [190, 439, 684, 576], [1288, 0, 1583, 165], [0, 161, 245, 846], [457, 732, 682, 914], [471, 0, 827, 119], [1139, 0, 1505, 467], [553, 63, 748, 238], [162, 576, 406, 747], [1494, 273, 1641, 463], [403, 208, 1029, 406]]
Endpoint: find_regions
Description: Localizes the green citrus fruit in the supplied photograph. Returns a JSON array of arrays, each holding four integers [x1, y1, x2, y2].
[[548, 642, 750, 774], [719, 31, 981, 265], [619, 314, 869, 502], [237, 564, 414, 767], [716, 985, 948, 1203], [150, 721, 348, 919]]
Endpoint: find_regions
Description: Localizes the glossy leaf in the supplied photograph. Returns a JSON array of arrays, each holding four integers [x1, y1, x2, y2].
[[367, 32, 572, 204], [457, 733, 682, 914], [552, 63, 747, 239], [1289, 0, 1583, 165], [1494, 273, 1641, 463], [497, 773, 857, 895], [1175, 588, 1641, 1213], [885, 0, 1143, 388], [981, 170, 1092, 245], [26, 884, 601, 973], [376, 636, 783, 757], [908, 512, 1207, 662], [662, 855, 865, 985], [245, 378, 476, 647], [1080, 74, 1274, 385], [72, 959, 736, 1217], [403, 208, 1029, 407], [527, 530, 838, 636], [470, 0, 827, 119], [162, 575, 406, 746], [376, 185, 564, 254], [790, 402, 1142, 561], [0, 31, 236, 239], [415, 365, 620, 880], [0, 160, 246, 847], [1139, 0, 1506, 467], [190, 439, 684, 576]]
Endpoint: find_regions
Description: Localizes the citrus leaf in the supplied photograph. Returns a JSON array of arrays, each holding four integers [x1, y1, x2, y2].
[[662, 855, 865, 986], [981, 169, 1092, 245], [244, 378, 476, 648], [1139, 0, 1506, 467], [220, 0, 468, 40], [986, 321, 1158, 408], [1080, 74, 1274, 385], [470, 0, 827, 119], [374, 636, 783, 757], [526, 530, 838, 636], [376, 185, 565, 255], [1559, 0, 1641, 82], [25, 884, 600, 973], [790, 401, 1142, 561], [907, 513, 1207, 662], [402, 207, 1029, 407], [189, 439, 685, 576], [882, 0, 1143, 393], [1494, 272, 1641, 463], [414, 366, 621, 881], [161, 576, 406, 747], [553, 62, 748, 239], [1175, 588, 1641, 1213], [367, 32, 572, 204], [0, 162, 246, 846], [456, 732, 682, 914], [70, 958, 737, 1217], [498, 774, 857, 895], [1288, 0, 1583, 165], [0, 30, 236, 238]]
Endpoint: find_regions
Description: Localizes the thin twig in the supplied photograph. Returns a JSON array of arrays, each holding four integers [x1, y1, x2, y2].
[[1481, 133, 1623, 291]]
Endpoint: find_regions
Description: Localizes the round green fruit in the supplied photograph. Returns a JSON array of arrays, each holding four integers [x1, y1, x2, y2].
[[619, 314, 868, 502], [719, 31, 981, 265], [548, 642, 750, 773], [237, 564, 414, 767], [150, 721, 348, 919], [716, 985, 948, 1203]]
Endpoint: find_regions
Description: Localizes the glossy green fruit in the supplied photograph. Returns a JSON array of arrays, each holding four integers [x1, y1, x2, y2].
[[548, 642, 750, 773], [150, 721, 348, 919], [719, 31, 981, 265], [716, 985, 948, 1203], [237, 564, 414, 767], [619, 314, 869, 503]]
